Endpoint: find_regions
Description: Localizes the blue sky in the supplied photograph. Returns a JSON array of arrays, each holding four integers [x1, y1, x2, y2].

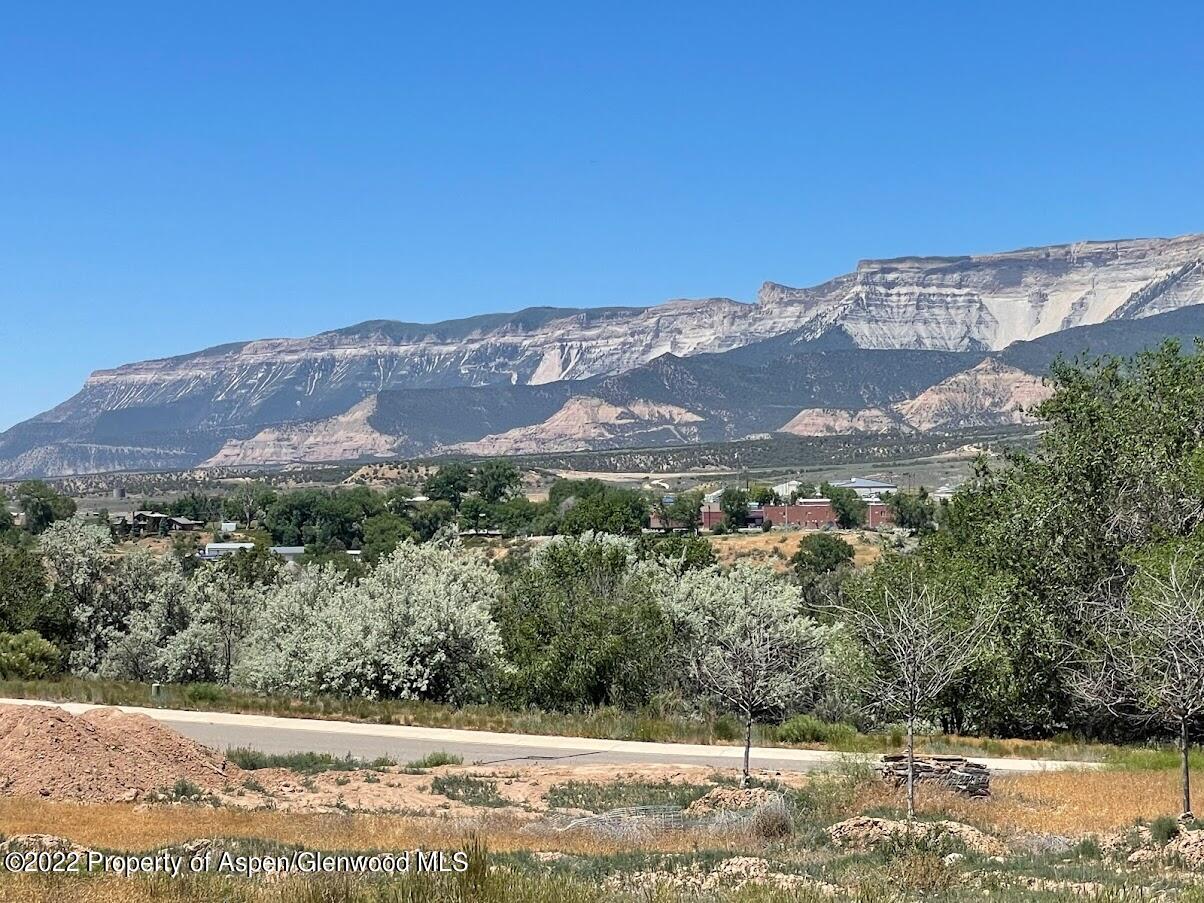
[[2, 2, 1203, 429]]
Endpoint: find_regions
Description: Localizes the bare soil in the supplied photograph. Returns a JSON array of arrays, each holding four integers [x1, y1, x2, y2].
[[0, 705, 239, 802]]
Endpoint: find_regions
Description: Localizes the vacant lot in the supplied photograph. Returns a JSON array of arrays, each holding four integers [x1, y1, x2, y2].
[[708, 529, 882, 572], [3, 704, 1204, 901]]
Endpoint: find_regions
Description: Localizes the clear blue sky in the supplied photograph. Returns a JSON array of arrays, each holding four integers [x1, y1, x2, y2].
[[3, 2, 1202, 429]]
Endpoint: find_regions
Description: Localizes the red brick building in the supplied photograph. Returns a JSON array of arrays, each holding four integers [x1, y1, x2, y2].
[[695, 497, 894, 531]]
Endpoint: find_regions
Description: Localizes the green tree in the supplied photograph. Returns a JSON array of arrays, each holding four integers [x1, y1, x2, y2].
[[16, 481, 76, 534], [792, 533, 855, 578], [558, 487, 648, 535], [820, 483, 866, 528], [361, 513, 415, 563], [473, 461, 521, 504], [749, 485, 781, 505], [494, 534, 670, 710], [885, 488, 936, 534], [718, 488, 749, 530], [0, 630, 61, 679], [423, 462, 474, 508], [0, 546, 58, 640]]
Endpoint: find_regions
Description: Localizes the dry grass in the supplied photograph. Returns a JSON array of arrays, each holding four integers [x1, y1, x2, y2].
[[708, 530, 881, 571], [850, 768, 1188, 836], [0, 797, 733, 856]]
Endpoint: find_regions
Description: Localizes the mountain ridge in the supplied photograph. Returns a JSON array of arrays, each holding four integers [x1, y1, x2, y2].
[[4, 232, 1204, 477]]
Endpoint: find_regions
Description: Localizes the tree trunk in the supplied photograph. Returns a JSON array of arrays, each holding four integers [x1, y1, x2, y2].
[[742, 712, 753, 787], [906, 709, 916, 824], [1181, 717, 1194, 821]]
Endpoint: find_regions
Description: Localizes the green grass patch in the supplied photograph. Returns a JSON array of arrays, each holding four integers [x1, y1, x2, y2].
[[430, 774, 508, 808], [226, 747, 395, 775], [406, 750, 463, 770]]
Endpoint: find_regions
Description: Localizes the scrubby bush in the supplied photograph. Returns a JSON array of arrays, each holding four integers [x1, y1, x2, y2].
[[240, 539, 502, 704], [775, 713, 859, 747], [494, 533, 670, 710], [0, 630, 61, 678]]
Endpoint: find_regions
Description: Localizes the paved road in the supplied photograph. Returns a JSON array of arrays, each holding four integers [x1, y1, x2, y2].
[[0, 698, 1096, 774]]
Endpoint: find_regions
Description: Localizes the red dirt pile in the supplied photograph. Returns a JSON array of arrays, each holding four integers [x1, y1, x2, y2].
[[0, 704, 239, 803]]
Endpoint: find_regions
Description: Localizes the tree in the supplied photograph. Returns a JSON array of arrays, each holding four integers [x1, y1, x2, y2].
[[718, 488, 749, 531], [792, 533, 856, 604], [637, 533, 717, 571], [749, 485, 781, 506], [1074, 546, 1204, 819], [829, 557, 1001, 820], [0, 631, 61, 679], [885, 489, 937, 534], [495, 533, 670, 709], [361, 512, 415, 563], [0, 546, 54, 639], [820, 483, 866, 529], [257, 538, 502, 703], [558, 487, 648, 535], [473, 460, 521, 504], [662, 563, 830, 784], [161, 564, 261, 683], [788, 484, 817, 504], [651, 491, 703, 533], [223, 482, 276, 526], [423, 462, 475, 508], [458, 495, 494, 532], [236, 565, 349, 695], [16, 481, 76, 534], [39, 516, 112, 657]]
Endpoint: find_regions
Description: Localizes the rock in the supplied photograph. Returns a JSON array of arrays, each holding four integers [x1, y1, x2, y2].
[[828, 816, 1005, 856], [878, 754, 991, 797], [1164, 830, 1204, 868], [684, 787, 776, 816]]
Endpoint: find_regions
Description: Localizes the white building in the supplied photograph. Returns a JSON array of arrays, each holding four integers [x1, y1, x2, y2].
[[830, 477, 897, 498]]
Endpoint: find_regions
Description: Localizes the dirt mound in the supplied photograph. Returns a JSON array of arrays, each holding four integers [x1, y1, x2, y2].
[[828, 816, 1005, 855], [0, 704, 238, 803], [685, 787, 777, 815]]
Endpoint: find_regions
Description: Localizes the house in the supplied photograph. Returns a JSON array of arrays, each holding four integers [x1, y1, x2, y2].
[[169, 516, 202, 531], [830, 477, 897, 498], [269, 545, 306, 562], [199, 542, 257, 560], [220, 521, 238, 533]]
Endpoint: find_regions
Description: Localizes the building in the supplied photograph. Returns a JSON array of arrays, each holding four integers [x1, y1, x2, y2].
[[864, 499, 894, 529], [771, 480, 806, 499], [830, 477, 897, 498], [759, 498, 839, 529], [110, 511, 201, 538], [198, 542, 257, 560], [269, 545, 306, 562]]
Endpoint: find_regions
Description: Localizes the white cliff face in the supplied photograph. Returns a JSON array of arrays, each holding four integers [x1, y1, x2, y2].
[[5, 233, 1204, 476], [781, 359, 1053, 436], [442, 397, 706, 456], [760, 234, 1204, 351], [201, 397, 401, 467], [68, 234, 1204, 424]]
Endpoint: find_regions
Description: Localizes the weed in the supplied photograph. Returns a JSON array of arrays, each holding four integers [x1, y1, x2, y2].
[[545, 780, 711, 812], [430, 775, 507, 808], [406, 750, 464, 770], [226, 747, 395, 775]]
